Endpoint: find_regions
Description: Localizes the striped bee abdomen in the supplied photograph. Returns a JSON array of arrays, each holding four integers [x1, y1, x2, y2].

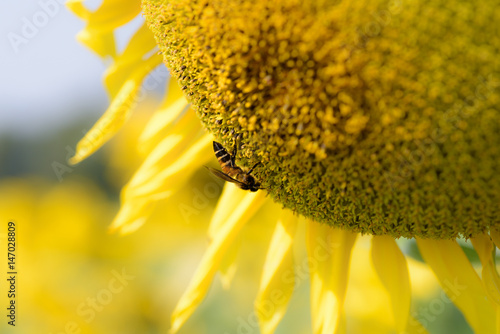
[[213, 141, 234, 168]]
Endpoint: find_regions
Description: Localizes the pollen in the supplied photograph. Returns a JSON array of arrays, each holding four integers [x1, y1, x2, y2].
[[143, 0, 500, 238]]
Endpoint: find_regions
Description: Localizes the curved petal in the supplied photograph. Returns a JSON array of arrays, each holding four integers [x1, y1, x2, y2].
[[139, 82, 188, 151], [416, 238, 495, 334], [65, 0, 90, 20], [208, 185, 246, 240], [208, 185, 246, 288], [104, 23, 160, 98], [110, 131, 212, 233], [490, 230, 500, 250], [108, 197, 153, 235], [127, 132, 213, 198], [127, 110, 201, 192], [255, 209, 298, 334], [75, 0, 141, 29], [307, 224, 357, 334], [69, 56, 162, 165], [170, 190, 267, 333], [66, 0, 141, 57], [471, 233, 500, 334], [371, 235, 410, 332], [471, 234, 500, 305], [75, 28, 116, 59], [218, 240, 240, 289]]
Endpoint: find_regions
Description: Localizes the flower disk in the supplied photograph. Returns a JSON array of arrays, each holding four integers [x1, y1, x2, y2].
[[144, 0, 500, 238]]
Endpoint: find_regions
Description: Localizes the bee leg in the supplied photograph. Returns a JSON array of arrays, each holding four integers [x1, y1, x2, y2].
[[232, 144, 237, 160], [230, 136, 240, 167], [247, 162, 262, 175], [231, 132, 243, 157], [228, 144, 237, 167]]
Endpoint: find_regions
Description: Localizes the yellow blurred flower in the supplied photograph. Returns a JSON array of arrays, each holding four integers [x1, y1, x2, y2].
[[0, 175, 227, 333], [68, 0, 500, 333]]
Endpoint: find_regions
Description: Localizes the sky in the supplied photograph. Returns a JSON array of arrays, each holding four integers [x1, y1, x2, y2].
[[0, 0, 142, 138]]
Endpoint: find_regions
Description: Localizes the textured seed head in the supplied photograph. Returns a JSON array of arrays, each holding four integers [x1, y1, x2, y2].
[[143, 0, 500, 238]]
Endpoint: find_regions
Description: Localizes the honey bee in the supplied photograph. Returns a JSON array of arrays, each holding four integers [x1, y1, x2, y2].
[[205, 141, 263, 192]]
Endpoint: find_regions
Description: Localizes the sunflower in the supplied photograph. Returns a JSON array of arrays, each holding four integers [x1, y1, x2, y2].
[[68, 0, 500, 333]]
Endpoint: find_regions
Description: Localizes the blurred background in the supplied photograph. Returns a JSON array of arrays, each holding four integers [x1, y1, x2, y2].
[[0, 1, 475, 333]]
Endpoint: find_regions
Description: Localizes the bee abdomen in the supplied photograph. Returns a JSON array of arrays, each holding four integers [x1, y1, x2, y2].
[[214, 141, 233, 166]]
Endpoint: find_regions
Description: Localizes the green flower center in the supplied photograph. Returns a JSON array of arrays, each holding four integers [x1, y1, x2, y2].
[[144, 0, 500, 238]]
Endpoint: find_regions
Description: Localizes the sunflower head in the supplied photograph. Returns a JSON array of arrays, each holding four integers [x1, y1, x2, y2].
[[143, 0, 500, 238]]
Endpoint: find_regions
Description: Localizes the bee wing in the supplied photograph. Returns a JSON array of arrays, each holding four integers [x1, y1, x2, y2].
[[204, 166, 246, 186]]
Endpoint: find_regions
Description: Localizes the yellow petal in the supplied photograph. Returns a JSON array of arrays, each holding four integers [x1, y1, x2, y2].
[[255, 209, 298, 334], [218, 238, 240, 289], [127, 110, 201, 191], [306, 223, 357, 334], [471, 234, 500, 305], [75, 29, 116, 59], [170, 190, 267, 333], [69, 56, 161, 165], [66, 0, 90, 20], [108, 197, 154, 234], [67, 0, 142, 58], [127, 132, 213, 198], [405, 317, 429, 334], [139, 82, 188, 151], [68, 0, 141, 29], [416, 238, 495, 334], [497, 307, 500, 334], [104, 23, 160, 98], [111, 130, 211, 233], [208, 184, 246, 240], [371, 236, 410, 332], [109, 190, 171, 235], [490, 230, 500, 250], [208, 185, 246, 288]]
